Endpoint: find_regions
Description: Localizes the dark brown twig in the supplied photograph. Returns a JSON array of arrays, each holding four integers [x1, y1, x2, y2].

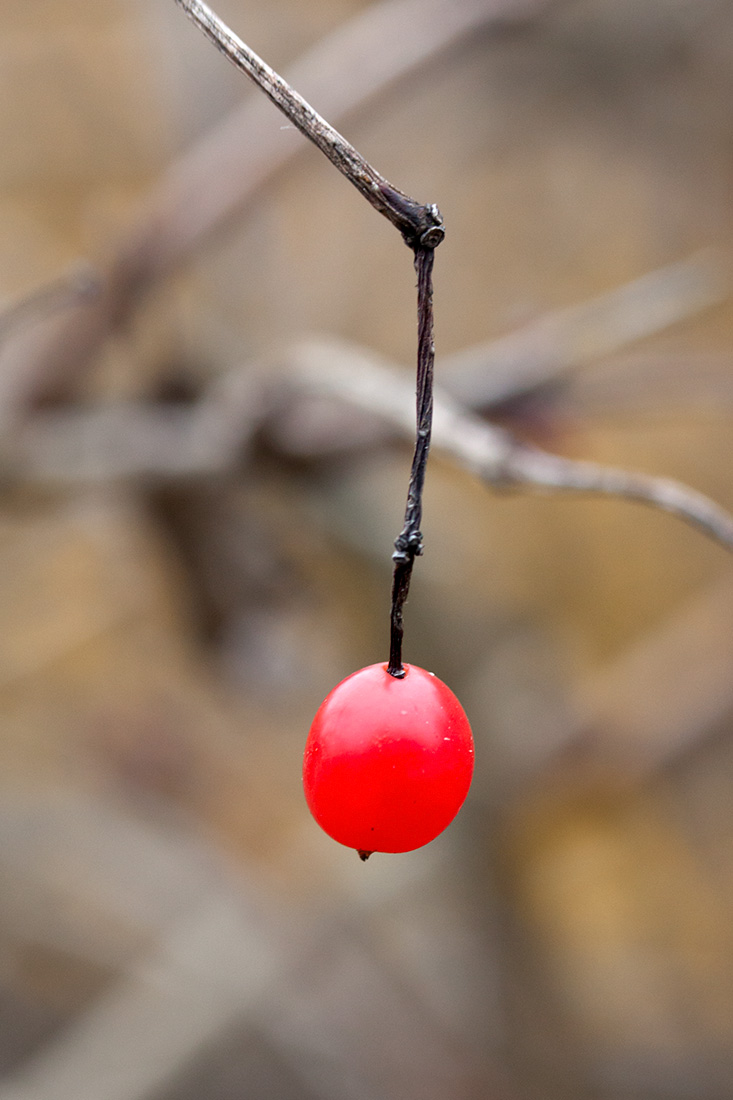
[[173, 0, 444, 250], [388, 247, 436, 675], [174, 0, 446, 674]]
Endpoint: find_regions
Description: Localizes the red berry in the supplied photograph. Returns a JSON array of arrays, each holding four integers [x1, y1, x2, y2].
[[303, 663, 474, 858]]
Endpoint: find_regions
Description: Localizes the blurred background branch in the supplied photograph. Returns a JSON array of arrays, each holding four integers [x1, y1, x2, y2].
[[0, 0, 553, 434], [0, 1, 732, 1099], [9, 271, 733, 551]]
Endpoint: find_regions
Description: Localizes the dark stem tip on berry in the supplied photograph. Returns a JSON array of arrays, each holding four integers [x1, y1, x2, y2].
[[357, 849, 373, 861]]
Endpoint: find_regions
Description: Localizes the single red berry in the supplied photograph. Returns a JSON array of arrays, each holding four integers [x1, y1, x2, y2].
[[303, 663, 474, 858]]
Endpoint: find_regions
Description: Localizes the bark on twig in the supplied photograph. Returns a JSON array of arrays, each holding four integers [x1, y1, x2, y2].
[[174, 0, 452, 672], [0, 0, 546, 429], [174, 0, 444, 248], [122, 0, 548, 284], [388, 247, 436, 674]]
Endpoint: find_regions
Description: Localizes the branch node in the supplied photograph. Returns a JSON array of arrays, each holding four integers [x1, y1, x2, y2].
[[418, 204, 446, 249]]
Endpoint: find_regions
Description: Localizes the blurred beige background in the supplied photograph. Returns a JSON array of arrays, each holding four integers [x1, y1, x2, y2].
[[0, 1, 732, 1098]]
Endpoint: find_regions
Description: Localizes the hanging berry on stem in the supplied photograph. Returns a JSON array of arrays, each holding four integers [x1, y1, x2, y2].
[[172, 0, 474, 861], [305, 238, 474, 860]]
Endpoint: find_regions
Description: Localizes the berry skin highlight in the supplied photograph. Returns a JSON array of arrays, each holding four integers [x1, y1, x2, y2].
[[303, 663, 474, 859]]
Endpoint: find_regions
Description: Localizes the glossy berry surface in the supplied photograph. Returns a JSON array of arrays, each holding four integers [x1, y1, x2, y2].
[[303, 663, 474, 856]]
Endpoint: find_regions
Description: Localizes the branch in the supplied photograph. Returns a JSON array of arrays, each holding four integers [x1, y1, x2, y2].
[[0, 0, 550, 429], [494, 447, 733, 550], [285, 339, 733, 552], [174, 0, 453, 673], [388, 247, 436, 674], [174, 0, 443, 249], [13, 338, 733, 553], [119, 0, 548, 283]]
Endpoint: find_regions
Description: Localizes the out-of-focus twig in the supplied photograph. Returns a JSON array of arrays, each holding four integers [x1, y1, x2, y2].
[[0, 794, 507, 1100], [506, 572, 733, 794], [286, 340, 733, 552], [441, 249, 729, 409], [0, 0, 551, 432], [12, 371, 271, 486], [0, 265, 99, 343], [0, 893, 283, 1100], [12, 337, 733, 554]]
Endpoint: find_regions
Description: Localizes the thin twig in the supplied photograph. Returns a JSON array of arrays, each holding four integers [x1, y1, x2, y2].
[[135, 0, 542, 278], [388, 247, 436, 675], [0, 0, 549, 431], [175, 0, 451, 674], [174, 0, 444, 249]]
